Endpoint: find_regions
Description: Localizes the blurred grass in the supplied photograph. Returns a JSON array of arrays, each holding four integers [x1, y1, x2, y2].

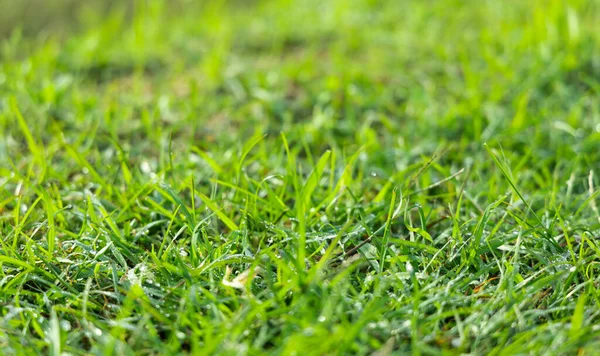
[[1, 0, 600, 354], [0, 0, 119, 38]]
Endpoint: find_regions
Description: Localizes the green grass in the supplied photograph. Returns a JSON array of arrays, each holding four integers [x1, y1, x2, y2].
[[1, 0, 600, 354]]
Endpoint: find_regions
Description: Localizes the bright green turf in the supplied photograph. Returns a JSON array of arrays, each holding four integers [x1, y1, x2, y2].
[[1, 0, 600, 354]]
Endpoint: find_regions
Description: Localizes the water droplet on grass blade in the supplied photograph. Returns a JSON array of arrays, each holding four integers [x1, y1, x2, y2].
[[303, 327, 314, 336], [60, 320, 72, 331]]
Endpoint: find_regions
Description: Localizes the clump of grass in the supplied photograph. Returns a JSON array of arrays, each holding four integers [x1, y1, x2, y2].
[[1, 0, 600, 354]]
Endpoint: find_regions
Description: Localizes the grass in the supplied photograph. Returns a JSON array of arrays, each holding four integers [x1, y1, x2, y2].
[[1, 0, 600, 354]]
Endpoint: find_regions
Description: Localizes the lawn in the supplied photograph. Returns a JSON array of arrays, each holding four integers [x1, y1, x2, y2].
[[1, 0, 600, 354]]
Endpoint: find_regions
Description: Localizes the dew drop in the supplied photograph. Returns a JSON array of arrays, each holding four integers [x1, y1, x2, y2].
[[60, 320, 72, 332]]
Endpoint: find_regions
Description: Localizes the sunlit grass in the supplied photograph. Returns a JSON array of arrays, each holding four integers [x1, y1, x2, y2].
[[1, 0, 600, 354]]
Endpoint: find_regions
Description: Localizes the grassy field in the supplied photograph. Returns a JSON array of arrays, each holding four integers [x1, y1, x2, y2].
[[1, 0, 600, 354]]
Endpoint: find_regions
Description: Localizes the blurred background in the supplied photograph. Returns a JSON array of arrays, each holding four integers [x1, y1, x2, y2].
[[1, 0, 599, 150], [0, 0, 115, 37], [0, 0, 253, 38]]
